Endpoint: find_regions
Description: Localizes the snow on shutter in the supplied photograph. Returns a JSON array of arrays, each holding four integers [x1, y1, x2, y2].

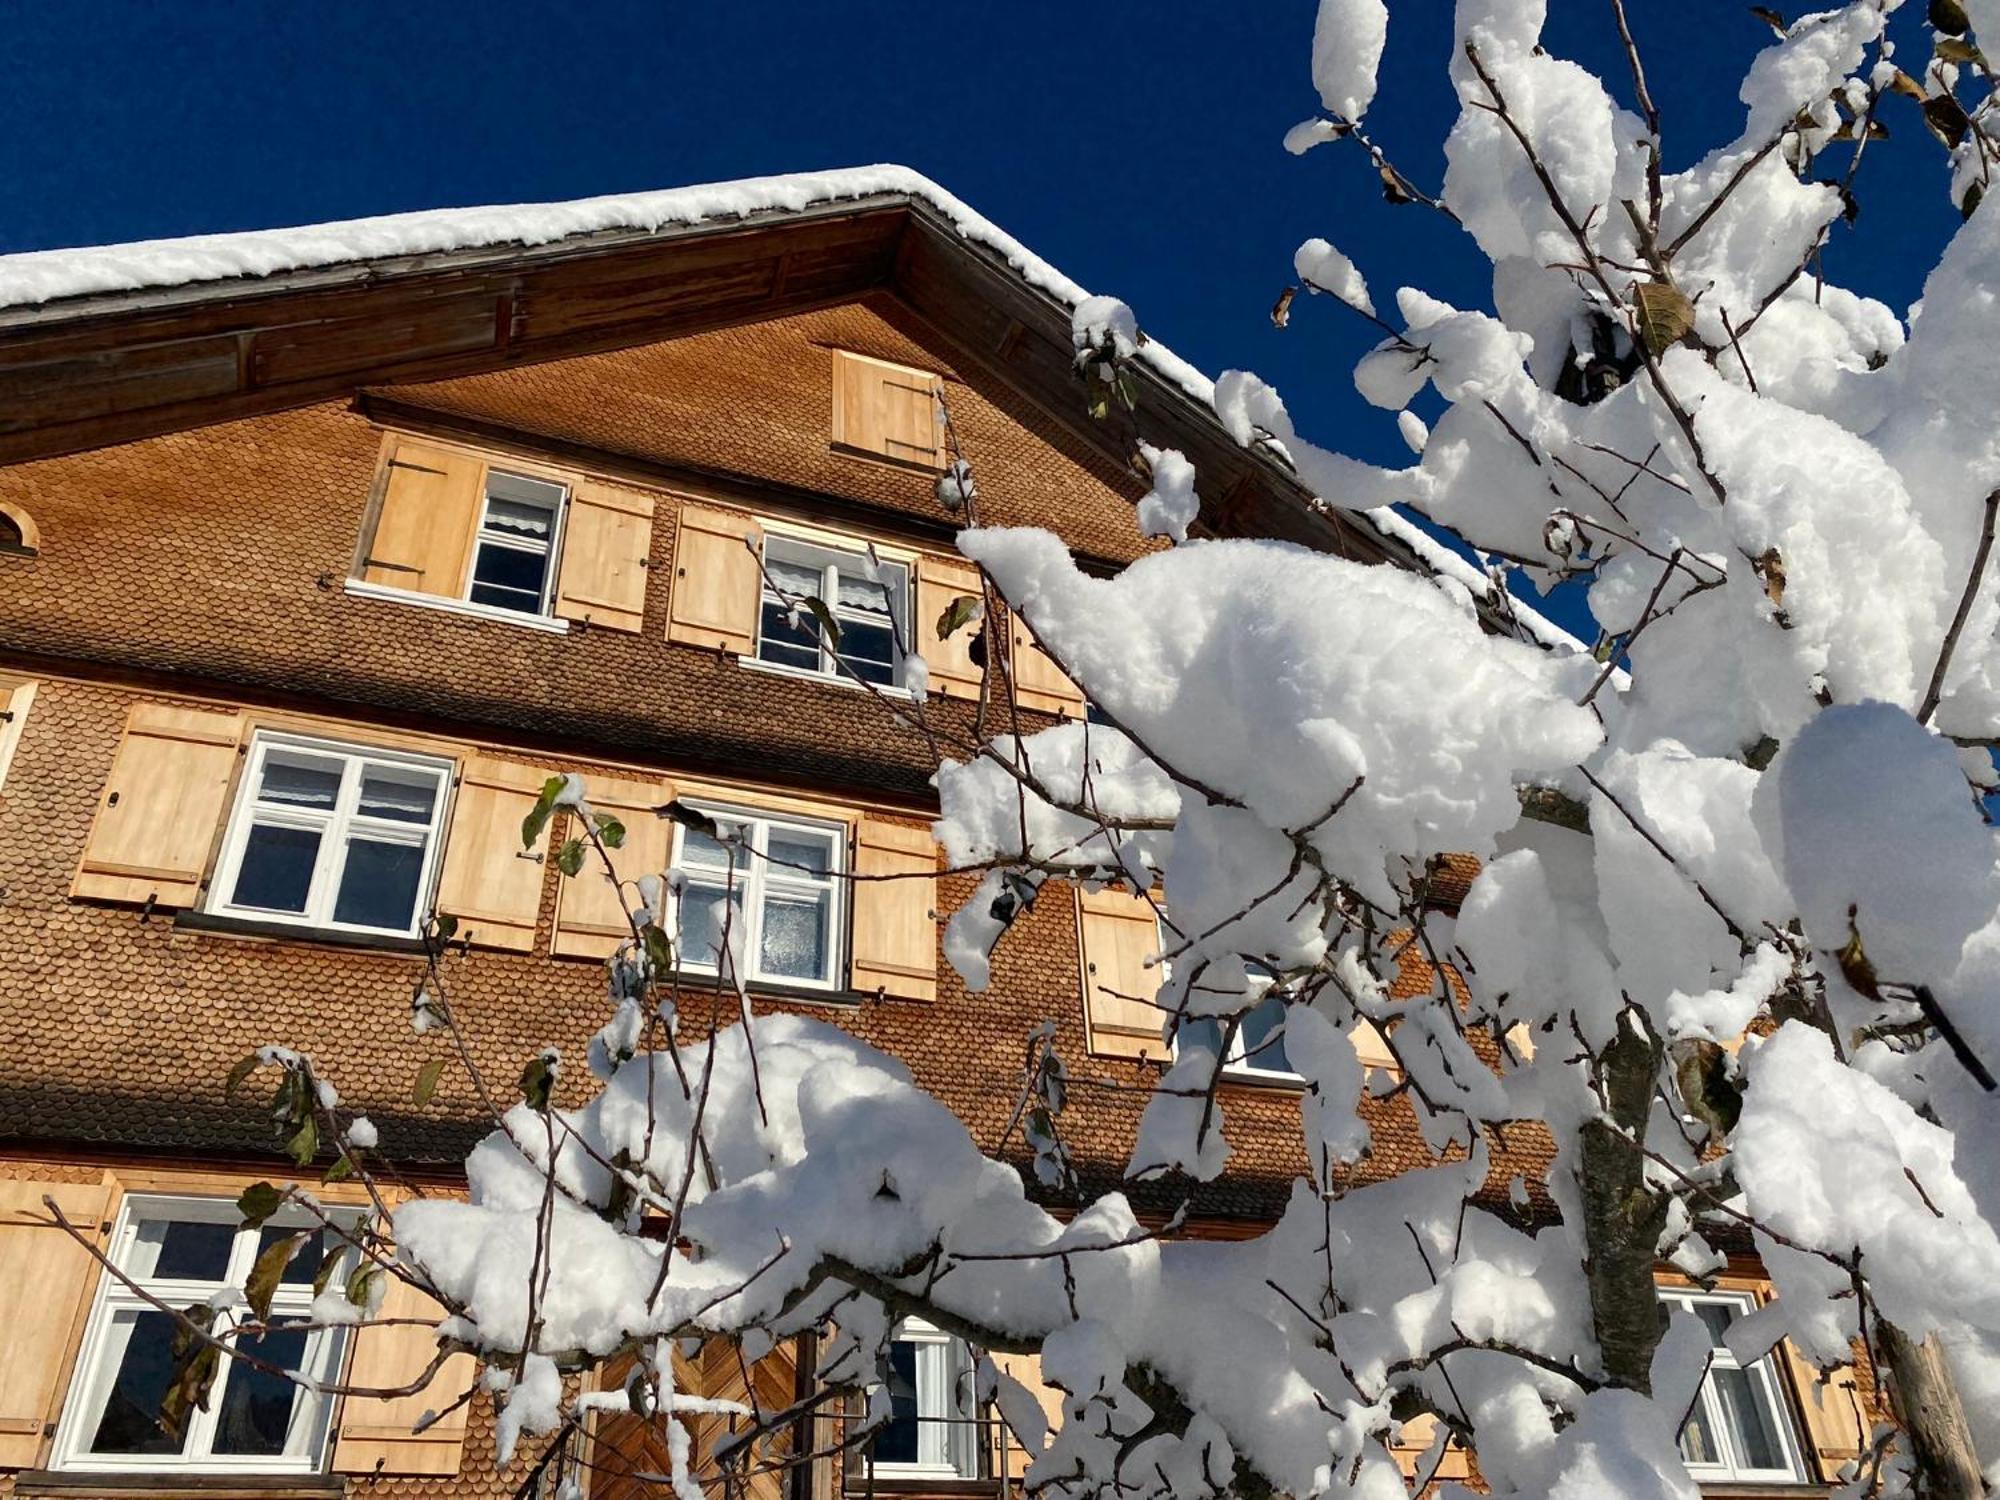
[[332, 1268, 478, 1477], [666, 504, 760, 654], [433, 757, 555, 953], [1008, 614, 1086, 719], [831, 351, 942, 468], [1780, 1340, 1868, 1483], [915, 554, 986, 703], [360, 437, 484, 598], [989, 1351, 1065, 1480], [0, 677, 36, 793], [1076, 886, 1164, 1060], [0, 1173, 116, 1469], [551, 772, 674, 961], [555, 479, 654, 634], [850, 817, 938, 1002], [72, 702, 245, 908]]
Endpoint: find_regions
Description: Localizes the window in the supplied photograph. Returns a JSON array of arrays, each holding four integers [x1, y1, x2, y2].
[[1181, 992, 1296, 1080], [1665, 1290, 1808, 1483], [208, 734, 452, 938], [55, 1197, 350, 1473], [757, 535, 908, 689], [873, 1320, 979, 1480], [467, 470, 566, 616], [672, 805, 846, 990]]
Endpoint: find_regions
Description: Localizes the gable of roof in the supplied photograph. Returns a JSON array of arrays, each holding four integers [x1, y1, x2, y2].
[[0, 164, 1568, 645]]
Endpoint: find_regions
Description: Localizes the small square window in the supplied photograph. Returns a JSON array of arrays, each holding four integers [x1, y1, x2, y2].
[[207, 734, 452, 939], [53, 1196, 353, 1473], [1180, 992, 1297, 1080], [670, 805, 847, 990], [467, 471, 566, 616], [755, 535, 909, 690]]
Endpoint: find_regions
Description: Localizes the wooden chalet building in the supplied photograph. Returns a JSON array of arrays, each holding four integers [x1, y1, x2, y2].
[[0, 168, 1870, 1498]]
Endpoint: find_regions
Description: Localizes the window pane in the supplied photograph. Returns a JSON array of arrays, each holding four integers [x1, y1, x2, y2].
[[679, 883, 732, 967], [136, 1218, 235, 1282], [1178, 1017, 1224, 1059], [211, 1327, 311, 1457], [257, 755, 341, 810], [256, 1225, 329, 1287], [1679, 1400, 1722, 1467], [758, 600, 823, 670], [231, 824, 321, 913], [483, 496, 555, 542], [1239, 996, 1292, 1073], [839, 620, 898, 685], [835, 570, 896, 617], [356, 766, 438, 824], [765, 556, 822, 598], [878, 1340, 921, 1465], [332, 836, 426, 931], [1690, 1300, 1734, 1347], [679, 825, 742, 870], [86, 1309, 188, 1456], [761, 890, 830, 980], [469, 542, 550, 611], [768, 830, 835, 876], [1712, 1366, 1785, 1471]]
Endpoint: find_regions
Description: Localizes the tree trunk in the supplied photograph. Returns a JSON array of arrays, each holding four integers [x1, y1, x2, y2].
[[1577, 1020, 1671, 1392], [1877, 1322, 1988, 1500]]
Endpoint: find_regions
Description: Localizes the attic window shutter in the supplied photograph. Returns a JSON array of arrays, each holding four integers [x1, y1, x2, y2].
[[551, 772, 673, 960], [73, 702, 245, 908], [434, 757, 556, 953], [850, 817, 939, 1002], [831, 351, 943, 469], [666, 504, 760, 654], [0, 1173, 117, 1469], [1007, 614, 1086, 719], [359, 438, 485, 598], [1076, 886, 1164, 1060], [555, 479, 654, 633], [989, 1351, 1064, 1480], [914, 555, 986, 703], [0, 678, 37, 793], [332, 1267, 477, 1477]]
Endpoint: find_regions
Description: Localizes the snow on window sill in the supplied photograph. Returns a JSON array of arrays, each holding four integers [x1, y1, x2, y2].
[[735, 654, 916, 701], [344, 577, 573, 635]]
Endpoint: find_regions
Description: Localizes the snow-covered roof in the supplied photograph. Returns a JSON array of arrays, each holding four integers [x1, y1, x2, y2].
[[0, 163, 1570, 648]]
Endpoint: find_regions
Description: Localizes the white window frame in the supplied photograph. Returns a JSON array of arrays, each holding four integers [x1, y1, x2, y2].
[[754, 534, 909, 690], [1173, 988, 1301, 1084], [874, 1319, 979, 1481], [206, 732, 454, 939], [52, 1194, 351, 1474], [670, 803, 849, 992], [1665, 1289, 1810, 1484], [464, 468, 569, 619]]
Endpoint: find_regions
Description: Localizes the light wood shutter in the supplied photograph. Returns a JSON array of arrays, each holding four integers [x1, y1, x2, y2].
[[72, 702, 245, 908], [831, 351, 942, 468], [850, 817, 939, 1002], [0, 1173, 117, 1469], [1077, 886, 1164, 1060], [666, 504, 760, 654], [1780, 1341, 1868, 1482], [915, 555, 986, 703], [360, 438, 485, 598], [551, 771, 673, 961], [332, 1269, 478, 1477], [989, 1351, 1065, 1480], [1008, 614, 1086, 719], [433, 757, 555, 953], [555, 480, 654, 634], [0, 677, 36, 793]]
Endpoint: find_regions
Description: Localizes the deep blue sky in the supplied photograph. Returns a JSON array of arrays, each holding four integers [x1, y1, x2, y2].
[[0, 3, 1965, 639]]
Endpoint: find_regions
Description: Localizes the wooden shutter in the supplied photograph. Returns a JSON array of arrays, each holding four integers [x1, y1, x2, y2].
[[850, 818, 939, 1002], [667, 504, 760, 654], [0, 1173, 116, 1469], [831, 351, 942, 469], [989, 1351, 1064, 1480], [915, 555, 985, 703], [433, 757, 555, 953], [332, 1269, 478, 1477], [360, 438, 485, 598], [555, 480, 654, 634], [1008, 614, 1086, 719], [72, 702, 244, 908], [1077, 886, 1164, 1059], [1780, 1340, 1867, 1483], [0, 677, 36, 793], [1352, 1019, 1396, 1069], [551, 772, 673, 961]]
